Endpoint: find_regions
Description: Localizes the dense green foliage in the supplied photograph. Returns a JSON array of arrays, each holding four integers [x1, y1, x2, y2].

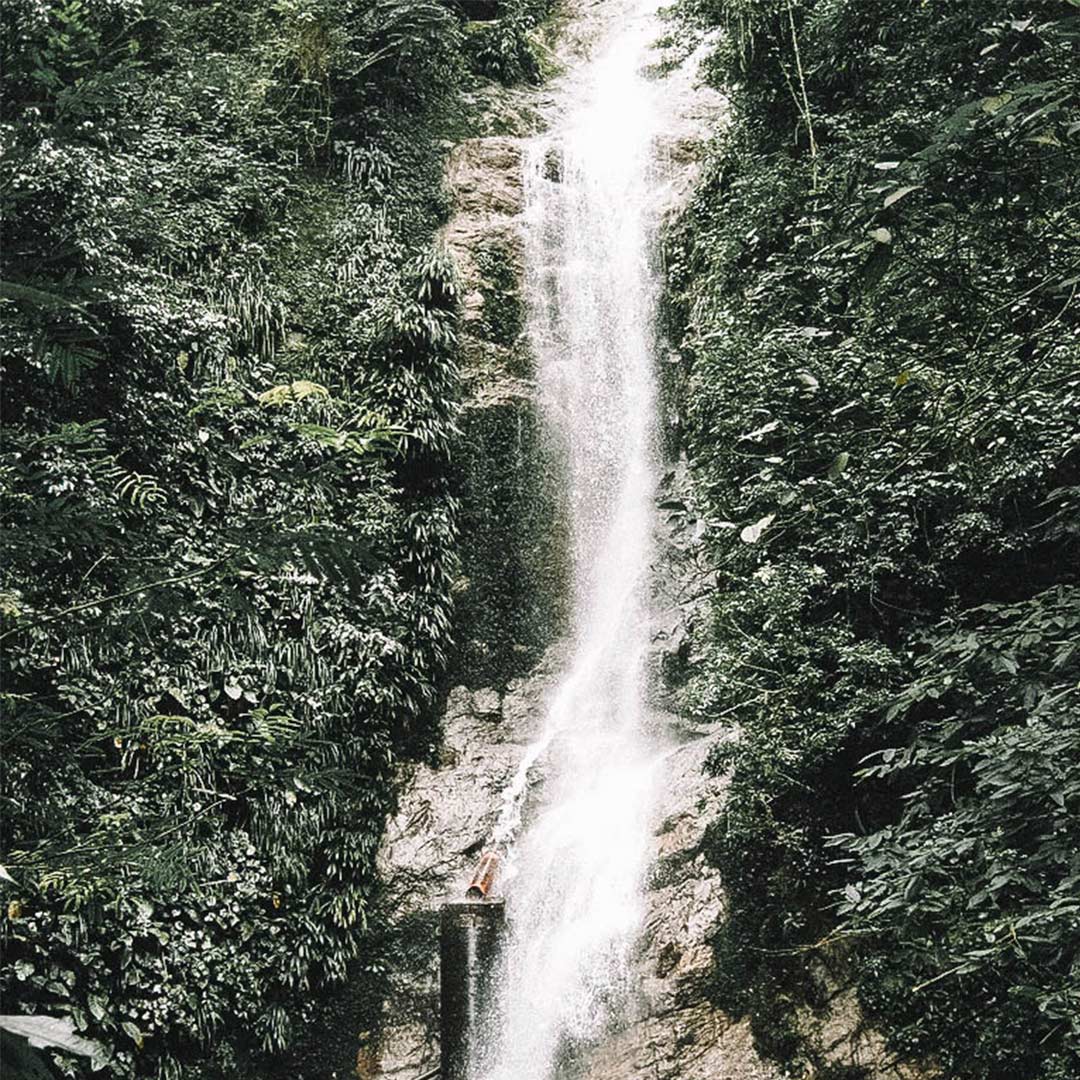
[[0, 0, 548, 1075], [665, 1, 1080, 1075], [464, 0, 554, 85], [6, 0, 1077, 1075]]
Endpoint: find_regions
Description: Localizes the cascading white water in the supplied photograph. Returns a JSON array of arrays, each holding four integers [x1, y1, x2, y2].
[[476, 5, 684, 1080]]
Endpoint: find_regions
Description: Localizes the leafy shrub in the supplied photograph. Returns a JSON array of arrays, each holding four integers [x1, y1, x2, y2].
[[0, 1, 470, 1076], [834, 589, 1080, 1080], [463, 1, 554, 85], [666, 0, 1080, 1074]]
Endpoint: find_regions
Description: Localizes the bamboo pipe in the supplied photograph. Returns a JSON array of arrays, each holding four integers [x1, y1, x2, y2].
[[465, 851, 500, 900]]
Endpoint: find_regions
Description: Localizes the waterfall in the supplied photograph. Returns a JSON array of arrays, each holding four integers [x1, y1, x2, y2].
[[480, 5, 680, 1079]]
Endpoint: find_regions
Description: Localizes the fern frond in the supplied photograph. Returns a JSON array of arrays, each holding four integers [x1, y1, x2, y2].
[[258, 380, 330, 406], [110, 470, 166, 508]]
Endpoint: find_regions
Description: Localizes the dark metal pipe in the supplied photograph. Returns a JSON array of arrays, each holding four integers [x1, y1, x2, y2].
[[439, 899, 505, 1080]]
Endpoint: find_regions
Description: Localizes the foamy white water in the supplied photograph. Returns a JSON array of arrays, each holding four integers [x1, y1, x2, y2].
[[479, 5, 700, 1080]]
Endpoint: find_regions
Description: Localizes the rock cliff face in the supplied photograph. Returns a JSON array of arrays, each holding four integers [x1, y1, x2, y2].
[[372, 679, 926, 1080], [373, 656, 560, 1080], [370, 9, 922, 1080], [442, 131, 569, 690], [372, 662, 786, 1080]]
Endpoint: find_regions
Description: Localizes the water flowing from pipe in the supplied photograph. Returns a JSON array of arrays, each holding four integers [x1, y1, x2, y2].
[[480, 5, 686, 1079]]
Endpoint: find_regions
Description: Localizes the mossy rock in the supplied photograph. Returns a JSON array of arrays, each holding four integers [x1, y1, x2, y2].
[[451, 396, 569, 687], [474, 243, 526, 347]]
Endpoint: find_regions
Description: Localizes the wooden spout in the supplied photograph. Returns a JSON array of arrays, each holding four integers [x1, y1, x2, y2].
[[465, 850, 500, 899]]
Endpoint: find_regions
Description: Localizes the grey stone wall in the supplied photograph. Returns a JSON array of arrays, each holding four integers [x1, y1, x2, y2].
[[443, 137, 569, 688]]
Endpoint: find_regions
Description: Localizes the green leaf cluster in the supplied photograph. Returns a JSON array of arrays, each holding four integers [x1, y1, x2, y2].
[[462, 0, 555, 86], [0, 1, 488, 1076], [665, 0, 1080, 1075]]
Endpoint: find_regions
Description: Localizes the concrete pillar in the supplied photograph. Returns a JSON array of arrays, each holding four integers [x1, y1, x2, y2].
[[440, 899, 505, 1080]]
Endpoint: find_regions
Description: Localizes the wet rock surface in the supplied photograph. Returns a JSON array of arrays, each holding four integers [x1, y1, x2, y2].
[[573, 727, 782, 1080], [370, 6, 918, 1080], [442, 124, 568, 687], [443, 135, 529, 392], [374, 654, 563, 1080], [379, 660, 561, 916], [373, 688, 925, 1080], [373, 675, 785, 1080]]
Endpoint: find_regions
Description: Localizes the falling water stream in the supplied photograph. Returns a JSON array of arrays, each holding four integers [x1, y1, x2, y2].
[[476, 5, 694, 1080]]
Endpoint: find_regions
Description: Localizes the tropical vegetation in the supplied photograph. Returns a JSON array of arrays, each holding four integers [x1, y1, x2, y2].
[[1, 1, 551, 1076], [664, 1, 1080, 1076]]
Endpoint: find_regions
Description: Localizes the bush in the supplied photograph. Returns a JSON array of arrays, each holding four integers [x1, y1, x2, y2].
[[463, 1, 554, 85], [666, 0, 1080, 1074], [0, 1, 467, 1076]]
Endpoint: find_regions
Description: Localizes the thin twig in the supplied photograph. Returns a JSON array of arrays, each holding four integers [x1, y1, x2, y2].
[[0, 557, 231, 642], [787, 1, 819, 191]]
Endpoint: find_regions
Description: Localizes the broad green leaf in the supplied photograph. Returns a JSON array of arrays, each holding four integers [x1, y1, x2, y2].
[[121, 1021, 144, 1049], [0, 1016, 103, 1060], [740, 513, 775, 544], [884, 185, 920, 208]]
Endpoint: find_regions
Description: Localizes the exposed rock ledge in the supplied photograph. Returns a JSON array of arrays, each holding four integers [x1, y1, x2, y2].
[[443, 135, 531, 403], [373, 654, 561, 1080], [373, 668, 928, 1080], [370, 638, 776, 1078]]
